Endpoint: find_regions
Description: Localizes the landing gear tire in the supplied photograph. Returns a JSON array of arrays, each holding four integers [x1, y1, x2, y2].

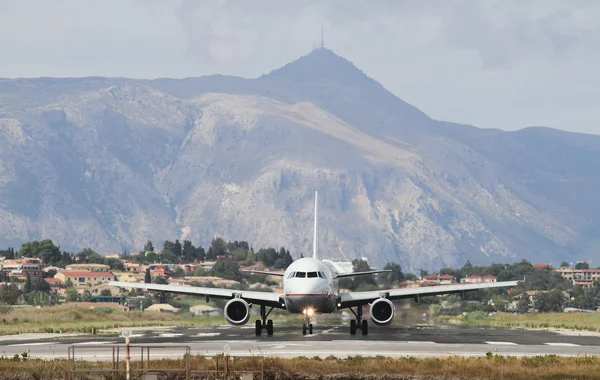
[[302, 324, 307, 335], [309, 323, 313, 335], [350, 319, 357, 335], [349, 306, 368, 336], [256, 305, 275, 337], [255, 320, 262, 336]]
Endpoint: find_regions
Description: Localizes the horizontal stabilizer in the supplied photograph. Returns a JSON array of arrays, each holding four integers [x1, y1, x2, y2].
[[241, 270, 285, 277], [335, 270, 391, 279]]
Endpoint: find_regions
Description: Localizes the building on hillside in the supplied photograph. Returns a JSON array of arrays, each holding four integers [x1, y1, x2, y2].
[[397, 280, 420, 288], [54, 271, 115, 286], [104, 253, 121, 259], [198, 261, 216, 271], [66, 263, 110, 272], [44, 278, 66, 293], [43, 266, 63, 274], [460, 275, 497, 284], [0, 258, 45, 278], [533, 263, 553, 269], [124, 262, 143, 273], [554, 268, 600, 288], [149, 265, 171, 278], [420, 273, 457, 285]]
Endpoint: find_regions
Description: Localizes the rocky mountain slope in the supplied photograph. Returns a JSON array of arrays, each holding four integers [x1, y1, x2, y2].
[[1, 48, 598, 271]]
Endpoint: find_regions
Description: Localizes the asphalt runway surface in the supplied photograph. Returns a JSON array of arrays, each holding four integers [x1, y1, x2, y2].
[[2, 323, 600, 360]]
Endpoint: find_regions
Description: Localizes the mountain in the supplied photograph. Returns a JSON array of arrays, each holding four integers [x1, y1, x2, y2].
[[1, 47, 598, 272]]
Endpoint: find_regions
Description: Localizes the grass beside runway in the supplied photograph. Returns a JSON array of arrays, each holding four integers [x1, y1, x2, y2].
[[0, 304, 345, 335], [437, 311, 600, 332], [1, 353, 600, 379]]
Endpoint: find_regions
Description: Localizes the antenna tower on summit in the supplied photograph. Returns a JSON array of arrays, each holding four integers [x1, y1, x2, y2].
[[321, 22, 325, 49]]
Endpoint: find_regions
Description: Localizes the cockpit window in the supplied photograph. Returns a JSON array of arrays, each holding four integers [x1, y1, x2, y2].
[[318, 271, 326, 278], [307, 272, 318, 278], [287, 272, 295, 279], [295, 271, 306, 278]]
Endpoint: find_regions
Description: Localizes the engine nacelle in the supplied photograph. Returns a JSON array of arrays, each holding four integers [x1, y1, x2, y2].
[[224, 298, 250, 326], [369, 298, 395, 326]]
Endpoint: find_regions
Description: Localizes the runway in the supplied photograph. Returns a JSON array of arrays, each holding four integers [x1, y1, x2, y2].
[[2, 324, 600, 360]]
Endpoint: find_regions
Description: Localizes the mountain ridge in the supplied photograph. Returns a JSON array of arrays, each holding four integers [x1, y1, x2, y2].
[[0, 48, 597, 271]]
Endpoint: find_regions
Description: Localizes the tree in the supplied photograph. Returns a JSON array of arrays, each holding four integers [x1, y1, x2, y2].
[[19, 239, 62, 266], [24, 274, 32, 294], [65, 287, 79, 302], [45, 269, 57, 278], [100, 289, 112, 297], [143, 240, 155, 254], [145, 268, 151, 283], [213, 258, 241, 281], [153, 276, 169, 285], [517, 296, 530, 313], [0, 284, 22, 304], [382, 262, 404, 286], [173, 240, 182, 259], [182, 240, 196, 262], [560, 261, 570, 269], [246, 249, 256, 264], [210, 237, 227, 258], [534, 289, 565, 312], [575, 262, 590, 270], [76, 248, 103, 264], [31, 277, 50, 293]]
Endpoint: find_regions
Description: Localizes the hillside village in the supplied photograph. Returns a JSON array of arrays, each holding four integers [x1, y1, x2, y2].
[[1, 239, 600, 316]]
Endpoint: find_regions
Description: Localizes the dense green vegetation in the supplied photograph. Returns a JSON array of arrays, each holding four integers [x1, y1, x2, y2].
[[2, 238, 600, 316]]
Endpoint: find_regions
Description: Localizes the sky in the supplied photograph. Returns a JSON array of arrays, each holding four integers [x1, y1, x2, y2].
[[1, 0, 599, 135]]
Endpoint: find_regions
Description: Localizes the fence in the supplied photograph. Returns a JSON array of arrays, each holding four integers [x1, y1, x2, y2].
[[68, 344, 264, 380]]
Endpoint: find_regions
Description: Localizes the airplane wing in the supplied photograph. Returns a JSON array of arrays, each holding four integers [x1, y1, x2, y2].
[[337, 280, 519, 308], [108, 281, 285, 309], [335, 270, 391, 279], [241, 270, 285, 277]]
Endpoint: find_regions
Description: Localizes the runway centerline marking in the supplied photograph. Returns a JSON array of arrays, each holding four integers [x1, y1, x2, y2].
[[486, 342, 518, 345]]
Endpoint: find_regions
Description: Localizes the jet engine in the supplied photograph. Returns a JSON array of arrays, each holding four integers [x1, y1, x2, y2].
[[369, 298, 395, 326], [224, 298, 250, 326]]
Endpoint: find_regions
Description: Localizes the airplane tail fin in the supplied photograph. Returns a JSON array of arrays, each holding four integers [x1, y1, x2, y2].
[[313, 191, 318, 259]]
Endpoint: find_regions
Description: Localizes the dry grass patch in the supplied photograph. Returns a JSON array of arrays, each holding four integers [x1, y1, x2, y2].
[[0, 304, 222, 334], [441, 312, 600, 332], [2, 355, 600, 379]]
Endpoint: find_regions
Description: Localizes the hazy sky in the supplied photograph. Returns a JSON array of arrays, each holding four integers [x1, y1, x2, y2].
[[1, 0, 599, 134]]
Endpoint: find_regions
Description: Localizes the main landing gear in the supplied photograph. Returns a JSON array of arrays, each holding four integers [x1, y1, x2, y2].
[[255, 305, 274, 337], [348, 306, 368, 336]]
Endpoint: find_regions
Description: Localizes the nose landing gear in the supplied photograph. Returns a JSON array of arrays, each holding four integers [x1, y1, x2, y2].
[[302, 308, 315, 335]]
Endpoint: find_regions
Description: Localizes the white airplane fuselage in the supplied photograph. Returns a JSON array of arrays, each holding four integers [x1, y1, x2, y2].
[[282, 257, 339, 314]]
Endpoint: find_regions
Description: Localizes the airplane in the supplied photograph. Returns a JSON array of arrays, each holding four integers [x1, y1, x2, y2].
[[109, 191, 519, 337]]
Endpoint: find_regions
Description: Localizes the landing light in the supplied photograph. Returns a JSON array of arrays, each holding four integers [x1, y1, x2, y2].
[[303, 308, 314, 316]]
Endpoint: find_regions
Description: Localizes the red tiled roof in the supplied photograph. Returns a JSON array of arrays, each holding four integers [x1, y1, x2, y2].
[[533, 264, 552, 269], [466, 275, 481, 278], [482, 275, 496, 279], [439, 274, 455, 279]]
